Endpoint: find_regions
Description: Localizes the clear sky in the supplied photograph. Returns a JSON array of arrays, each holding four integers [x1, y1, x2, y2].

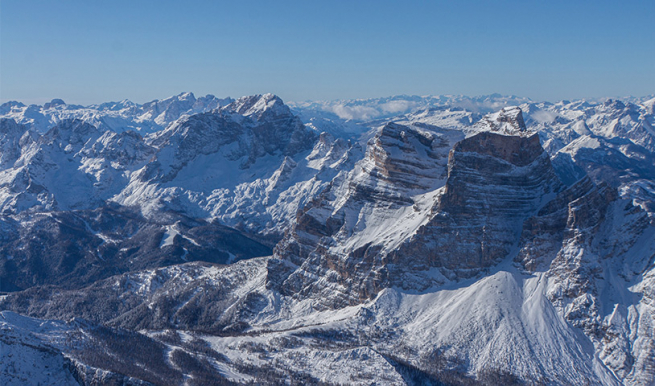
[[1, 0, 654, 105]]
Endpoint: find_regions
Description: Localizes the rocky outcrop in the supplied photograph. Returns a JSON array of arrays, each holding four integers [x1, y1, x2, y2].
[[271, 123, 455, 297], [516, 176, 597, 271], [0, 119, 34, 170], [1, 94, 655, 385], [515, 169, 655, 384], [469, 106, 528, 135], [274, 130, 564, 306], [391, 132, 562, 272], [145, 94, 317, 180]]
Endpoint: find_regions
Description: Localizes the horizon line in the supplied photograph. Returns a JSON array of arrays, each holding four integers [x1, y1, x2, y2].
[[2, 92, 655, 109]]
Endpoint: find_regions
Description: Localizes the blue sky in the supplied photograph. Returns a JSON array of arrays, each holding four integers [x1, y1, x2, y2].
[[1, 0, 653, 105]]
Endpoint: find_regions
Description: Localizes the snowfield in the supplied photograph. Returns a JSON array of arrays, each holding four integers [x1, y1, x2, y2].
[[0, 92, 654, 385]]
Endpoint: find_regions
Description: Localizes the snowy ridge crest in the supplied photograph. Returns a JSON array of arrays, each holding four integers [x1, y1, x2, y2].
[[0, 92, 654, 385]]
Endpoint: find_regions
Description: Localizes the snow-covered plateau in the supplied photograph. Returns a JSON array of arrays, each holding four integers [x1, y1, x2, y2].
[[0, 93, 654, 385]]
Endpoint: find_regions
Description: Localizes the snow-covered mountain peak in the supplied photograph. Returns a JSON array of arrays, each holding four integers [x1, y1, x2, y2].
[[602, 98, 626, 110], [144, 91, 196, 106], [224, 93, 290, 120], [0, 101, 26, 115], [91, 99, 138, 112], [42, 119, 101, 146], [1, 91, 655, 385], [471, 105, 528, 136], [644, 96, 655, 114], [43, 98, 67, 110], [178, 91, 194, 100], [0, 92, 235, 134]]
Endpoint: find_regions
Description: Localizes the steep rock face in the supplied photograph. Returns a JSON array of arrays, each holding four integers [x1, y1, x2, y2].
[[516, 176, 598, 271], [299, 122, 450, 217], [272, 123, 457, 300], [514, 98, 655, 222], [543, 190, 655, 384], [513, 170, 655, 385], [273, 125, 562, 307], [391, 132, 562, 274], [0, 119, 35, 170], [366, 122, 450, 191], [2, 94, 655, 385]]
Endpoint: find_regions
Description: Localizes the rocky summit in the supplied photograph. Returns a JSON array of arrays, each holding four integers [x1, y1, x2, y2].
[[1, 93, 654, 385]]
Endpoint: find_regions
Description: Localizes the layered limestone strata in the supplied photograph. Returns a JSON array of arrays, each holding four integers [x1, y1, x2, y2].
[[275, 130, 564, 306]]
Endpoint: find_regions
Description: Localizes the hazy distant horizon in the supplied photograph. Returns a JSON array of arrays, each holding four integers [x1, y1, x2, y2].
[[3, 91, 654, 109]]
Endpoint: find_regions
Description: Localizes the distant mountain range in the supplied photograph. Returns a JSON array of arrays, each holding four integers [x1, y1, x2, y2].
[[1, 92, 654, 385]]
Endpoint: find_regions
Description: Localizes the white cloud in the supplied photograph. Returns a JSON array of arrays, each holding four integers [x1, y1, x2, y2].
[[380, 100, 418, 114], [326, 105, 381, 121]]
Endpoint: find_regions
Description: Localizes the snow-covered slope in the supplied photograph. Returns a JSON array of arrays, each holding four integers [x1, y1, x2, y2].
[[0, 312, 79, 386], [0, 118, 156, 213], [0, 310, 249, 385], [0, 94, 356, 239], [1, 92, 655, 385], [6, 215, 653, 385], [113, 93, 355, 237], [0, 92, 232, 134], [516, 99, 655, 222]]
